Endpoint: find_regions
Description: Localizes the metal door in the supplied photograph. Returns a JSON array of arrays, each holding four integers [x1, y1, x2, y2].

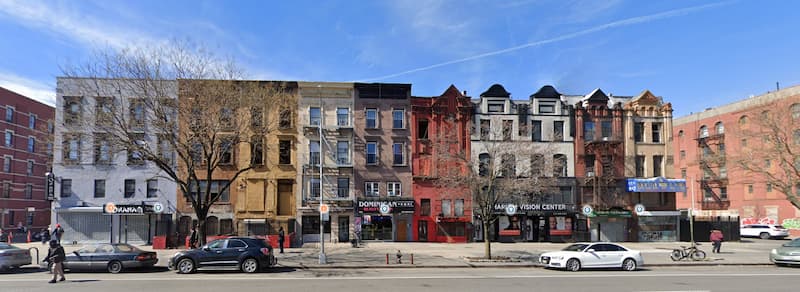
[[418, 220, 428, 242], [338, 216, 349, 243]]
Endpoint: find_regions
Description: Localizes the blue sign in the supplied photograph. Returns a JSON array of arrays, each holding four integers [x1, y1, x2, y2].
[[626, 177, 686, 192]]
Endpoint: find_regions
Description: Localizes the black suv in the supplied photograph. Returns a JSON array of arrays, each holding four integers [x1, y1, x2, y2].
[[168, 237, 276, 274]]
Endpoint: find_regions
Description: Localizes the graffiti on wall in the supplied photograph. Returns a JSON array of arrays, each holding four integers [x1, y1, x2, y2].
[[782, 218, 800, 230], [741, 217, 776, 225]]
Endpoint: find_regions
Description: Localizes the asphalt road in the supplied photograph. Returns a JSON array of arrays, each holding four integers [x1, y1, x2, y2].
[[1, 265, 799, 292]]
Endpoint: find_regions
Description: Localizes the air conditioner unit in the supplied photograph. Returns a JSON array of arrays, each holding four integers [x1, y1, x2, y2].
[[587, 171, 595, 177]]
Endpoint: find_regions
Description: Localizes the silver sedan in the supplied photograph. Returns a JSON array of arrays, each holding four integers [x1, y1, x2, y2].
[[0, 242, 32, 271]]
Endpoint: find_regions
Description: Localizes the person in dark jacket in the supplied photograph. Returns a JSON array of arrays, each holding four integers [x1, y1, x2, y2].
[[278, 227, 285, 254], [45, 240, 66, 283], [189, 225, 198, 249], [52, 224, 64, 244]]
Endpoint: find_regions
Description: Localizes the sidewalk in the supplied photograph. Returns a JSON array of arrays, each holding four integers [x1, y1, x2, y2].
[[12, 240, 781, 270]]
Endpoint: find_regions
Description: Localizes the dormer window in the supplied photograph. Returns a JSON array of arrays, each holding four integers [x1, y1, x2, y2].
[[538, 102, 555, 114], [487, 101, 504, 113]]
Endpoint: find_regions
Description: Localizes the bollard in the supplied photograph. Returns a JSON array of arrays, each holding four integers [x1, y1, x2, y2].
[[28, 247, 39, 264], [386, 253, 389, 264], [411, 253, 414, 265]]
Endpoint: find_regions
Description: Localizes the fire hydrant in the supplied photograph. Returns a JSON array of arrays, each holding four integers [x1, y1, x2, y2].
[[396, 250, 402, 264]]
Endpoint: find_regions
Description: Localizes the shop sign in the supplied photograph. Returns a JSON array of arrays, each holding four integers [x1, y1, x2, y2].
[[103, 202, 160, 215], [634, 204, 646, 215], [46, 173, 55, 201], [358, 200, 415, 213], [593, 209, 632, 218], [494, 203, 574, 214], [626, 177, 686, 192]]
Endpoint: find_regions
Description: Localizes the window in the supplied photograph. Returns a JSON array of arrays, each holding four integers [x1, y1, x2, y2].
[[4, 130, 12, 147], [420, 199, 431, 216], [190, 142, 203, 164], [553, 154, 567, 177], [741, 138, 748, 147], [720, 187, 728, 199], [792, 104, 800, 120], [309, 107, 321, 125], [28, 114, 35, 129], [188, 180, 231, 203], [3, 156, 9, 172], [635, 156, 645, 177], [479, 153, 491, 177], [309, 178, 320, 199], [127, 133, 146, 165], [27, 137, 34, 152], [680, 150, 686, 160], [795, 130, 800, 145], [64, 97, 81, 125], [417, 119, 429, 139], [219, 138, 233, 165], [365, 182, 379, 197], [652, 123, 662, 143], [583, 121, 595, 141], [653, 155, 663, 177], [601, 121, 612, 139], [279, 140, 291, 164], [392, 109, 404, 129], [502, 120, 513, 141], [337, 178, 349, 198], [124, 179, 136, 198], [766, 159, 772, 168], [219, 107, 233, 129], [147, 179, 158, 198], [24, 184, 32, 199], [392, 142, 404, 165], [519, 120, 528, 137], [387, 182, 401, 197], [94, 179, 105, 198], [302, 215, 331, 234], [279, 108, 292, 129], [366, 108, 378, 128], [530, 154, 544, 177], [337, 141, 350, 165], [228, 239, 246, 249], [4, 106, 12, 122], [26, 160, 33, 176], [681, 168, 687, 178], [531, 120, 542, 141], [739, 115, 748, 127], [64, 134, 81, 163], [500, 154, 516, 177], [634, 122, 644, 142], [480, 119, 490, 140], [250, 106, 263, 128], [678, 130, 684, 137], [442, 200, 452, 217], [487, 102, 504, 113], [249, 136, 263, 166], [60, 179, 72, 197], [699, 125, 708, 138], [2, 181, 9, 198], [366, 142, 378, 165], [95, 134, 111, 164], [584, 155, 595, 176], [538, 102, 555, 114], [129, 99, 145, 128], [719, 166, 727, 178], [337, 107, 349, 126], [308, 141, 320, 165], [719, 143, 726, 154], [715, 122, 724, 134], [767, 183, 773, 193], [455, 199, 464, 217], [747, 184, 753, 194], [553, 121, 564, 141]]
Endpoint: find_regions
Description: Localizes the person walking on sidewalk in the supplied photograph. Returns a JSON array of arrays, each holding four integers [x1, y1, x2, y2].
[[52, 224, 64, 244], [710, 228, 724, 253], [45, 240, 66, 283], [278, 227, 285, 254], [189, 225, 198, 249]]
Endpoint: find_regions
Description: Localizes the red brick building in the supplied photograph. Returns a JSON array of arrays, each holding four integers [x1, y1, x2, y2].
[[674, 85, 800, 236], [410, 85, 473, 242], [1, 86, 54, 236]]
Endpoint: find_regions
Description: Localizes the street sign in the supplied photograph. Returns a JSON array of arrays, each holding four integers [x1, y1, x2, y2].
[[379, 204, 391, 215], [45, 173, 55, 200], [504, 204, 517, 216], [26, 207, 35, 212], [634, 204, 646, 215], [322, 212, 330, 221], [319, 204, 330, 214], [581, 204, 594, 216]]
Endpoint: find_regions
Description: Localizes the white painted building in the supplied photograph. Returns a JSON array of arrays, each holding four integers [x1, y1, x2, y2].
[[52, 78, 178, 244]]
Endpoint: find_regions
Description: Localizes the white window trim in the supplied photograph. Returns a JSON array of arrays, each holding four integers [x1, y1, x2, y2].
[[336, 107, 350, 126], [387, 182, 401, 197], [337, 140, 350, 165], [392, 142, 405, 166], [365, 181, 380, 197], [366, 142, 378, 165], [365, 108, 378, 128], [309, 107, 321, 126], [5, 105, 13, 122], [392, 108, 405, 129], [4, 130, 13, 147], [309, 178, 321, 199], [28, 113, 36, 129]]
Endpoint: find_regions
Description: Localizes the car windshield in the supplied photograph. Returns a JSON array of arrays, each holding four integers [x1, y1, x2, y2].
[[114, 244, 139, 253], [0, 243, 17, 250], [784, 239, 800, 247], [562, 244, 589, 252]]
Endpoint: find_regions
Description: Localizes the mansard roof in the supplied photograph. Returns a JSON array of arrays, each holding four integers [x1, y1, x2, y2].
[[530, 85, 561, 99], [583, 88, 609, 104], [480, 83, 511, 98]]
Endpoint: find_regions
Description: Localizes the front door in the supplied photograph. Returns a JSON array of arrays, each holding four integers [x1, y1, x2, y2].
[[418, 220, 428, 242], [525, 218, 534, 241], [396, 219, 408, 242], [338, 216, 350, 243]]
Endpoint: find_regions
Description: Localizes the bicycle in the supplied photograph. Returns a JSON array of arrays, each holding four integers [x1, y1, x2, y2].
[[670, 243, 707, 261]]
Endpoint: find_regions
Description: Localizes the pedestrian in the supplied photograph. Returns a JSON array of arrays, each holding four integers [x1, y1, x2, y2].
[[278, 226, 285, 254], [710, 228, 724, 253], [52, 224, 64, 244], [189, 225, 198, 249], [41, 228, 51, 245], [45, 239, 66, 283]]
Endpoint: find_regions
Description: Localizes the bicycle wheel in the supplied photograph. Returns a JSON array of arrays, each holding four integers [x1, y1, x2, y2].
[[690, 249, 706, 261], [670, 249, 683, 261]]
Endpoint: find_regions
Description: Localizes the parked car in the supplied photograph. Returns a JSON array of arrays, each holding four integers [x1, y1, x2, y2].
[[45, 243, 158, 273], [168, 237, 276, 274], [740, 224, 789, 239], [770, 238, 800, 266], [539, 242, 643, 272], [0, 242, 32, 271]]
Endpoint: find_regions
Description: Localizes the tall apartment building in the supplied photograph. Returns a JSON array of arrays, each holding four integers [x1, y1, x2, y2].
[[410, 85, 473, 243], [674, 85, 800, 236], [353, 83, 413, 242], [471, 84, 578, 243], [296, 82, 355, 243], [1, 86, 54, 235], [53, 78, 177, 244]]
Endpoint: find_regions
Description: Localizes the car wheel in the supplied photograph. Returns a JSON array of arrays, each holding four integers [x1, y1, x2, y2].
[[176, 258, 196, 274], [759, 232, 771, 240], [566, 258, 581, 272], [622, 258, 637, 271], [107, 260, 123, 274], [241, 258, 259, 273]]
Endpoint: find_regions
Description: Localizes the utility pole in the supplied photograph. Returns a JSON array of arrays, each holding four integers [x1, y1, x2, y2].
[[318, 85, 327, 264], [689, 176, 696, 246]]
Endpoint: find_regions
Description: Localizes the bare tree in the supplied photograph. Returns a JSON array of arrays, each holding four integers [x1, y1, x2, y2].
[[60, 42, 296, 245], [436, 124, 558, 259], [729, 107, 800, 210]]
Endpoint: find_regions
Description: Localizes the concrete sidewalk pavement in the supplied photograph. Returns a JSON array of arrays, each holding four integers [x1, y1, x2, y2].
[[11, 239, 785, 270]]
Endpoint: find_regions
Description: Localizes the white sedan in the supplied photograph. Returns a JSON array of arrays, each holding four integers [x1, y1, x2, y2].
[[539, 242, 643, 272]]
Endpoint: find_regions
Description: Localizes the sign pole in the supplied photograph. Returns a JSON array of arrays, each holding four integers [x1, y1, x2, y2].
[[689, 176, 696, 246], [318, 86, 327, 265]]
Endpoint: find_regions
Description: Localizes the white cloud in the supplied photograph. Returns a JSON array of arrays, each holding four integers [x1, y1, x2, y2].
[[0, 71, 55, 106]]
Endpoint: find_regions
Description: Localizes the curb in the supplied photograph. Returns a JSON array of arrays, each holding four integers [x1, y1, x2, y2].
[[279, 262, 775, 269]]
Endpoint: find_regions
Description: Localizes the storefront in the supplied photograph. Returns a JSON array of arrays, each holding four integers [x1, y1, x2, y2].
[[626, 177, 685, 242], [356, 199, 415, 241], [636, 211, 680, 241], [491, 203, 578, 243], [588, 208, 632, 242], [55, 201, 169, 245]]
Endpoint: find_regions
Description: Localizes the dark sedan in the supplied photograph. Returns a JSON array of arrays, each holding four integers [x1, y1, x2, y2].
[[47, 243, 157, 273], [168, 237, 276, 274]]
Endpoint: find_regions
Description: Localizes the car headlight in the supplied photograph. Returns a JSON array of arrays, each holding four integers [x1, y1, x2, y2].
[[771, 249, 777, 254]]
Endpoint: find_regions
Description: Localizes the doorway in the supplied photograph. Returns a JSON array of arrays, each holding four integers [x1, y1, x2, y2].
[[418, 220, 428, 242], [338, 216, 349, 243], [396, 218, 408, 242]]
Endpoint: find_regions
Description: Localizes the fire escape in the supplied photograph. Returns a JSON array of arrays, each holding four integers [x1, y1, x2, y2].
[[695, 133, 730, 210], [302, 111, 355, 206], [584, 134, 625, 209]]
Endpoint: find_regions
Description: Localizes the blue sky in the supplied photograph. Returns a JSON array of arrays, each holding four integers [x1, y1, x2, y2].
[[1, 0, 799, 117]]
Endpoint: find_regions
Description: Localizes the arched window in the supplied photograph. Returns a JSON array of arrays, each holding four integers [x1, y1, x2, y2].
[[699, 125, 708, 138], [678, 130, 684, 138], [739, 115, 748, 127], [478, 153, 491, 177], [792, 104, 800, 120], [205, 216, 219, 236], [553, 154, 567, 177], [715, 122, 724, 134], [500, 154, 516, 177], [760, 110, 770, 121]]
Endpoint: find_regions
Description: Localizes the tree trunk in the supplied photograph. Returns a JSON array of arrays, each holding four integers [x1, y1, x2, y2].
[[197, 218, 206, 247], [483, 219, 492, 259]]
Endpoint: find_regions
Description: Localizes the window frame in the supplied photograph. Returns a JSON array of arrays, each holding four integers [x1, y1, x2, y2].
[[387, 182, 401, 197], [365, 108, 378, 129], [309, 107, 321, 126], [392, 142, 405, 165], [365, 181, 379, 197], [124, 179, 136, 198], [366, 142, 378, 165], [392, 109, 405, 129], [147, 179, 158, 198], [94, 179, 106, 198]]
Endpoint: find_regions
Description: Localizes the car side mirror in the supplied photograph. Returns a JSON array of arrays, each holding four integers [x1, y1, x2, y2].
[[202, 247, 211, 251], [586, 249, 596, 253]]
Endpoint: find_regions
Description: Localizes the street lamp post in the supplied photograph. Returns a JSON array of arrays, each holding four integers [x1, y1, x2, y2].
[[689, 176, 696, 246], [318, 85, 327, 264]]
